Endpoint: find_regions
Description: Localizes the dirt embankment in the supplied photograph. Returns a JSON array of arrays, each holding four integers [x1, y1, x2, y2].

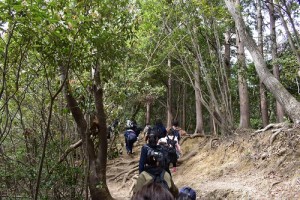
[[108, 123, 300, 199]]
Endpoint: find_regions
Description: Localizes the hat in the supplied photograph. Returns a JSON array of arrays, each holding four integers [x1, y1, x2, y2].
[[126, 120, 134, 129]]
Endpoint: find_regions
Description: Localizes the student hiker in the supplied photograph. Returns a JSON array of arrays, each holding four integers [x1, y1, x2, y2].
[[139, 129, 170, 174], [132, 182, 175, 200], [134, 131, 178, 198], [132, 119, 143, 139], [142, 123, 151, 141], [159, 128, 182, 173], [152, 118, 167, 139], [124, 120, 137, 154], [171, 119, 187, 142]]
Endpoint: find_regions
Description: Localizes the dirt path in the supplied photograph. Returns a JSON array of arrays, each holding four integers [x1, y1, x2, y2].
[[108, 126, 300, 199]]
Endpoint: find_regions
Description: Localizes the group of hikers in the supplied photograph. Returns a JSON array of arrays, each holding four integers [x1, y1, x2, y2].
[[123, 119, 196, 200]]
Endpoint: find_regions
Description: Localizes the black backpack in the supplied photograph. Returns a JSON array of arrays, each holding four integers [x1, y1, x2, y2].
[[166, 135, 177, 156], [171, 128, 181, 142], [145, 145, 168, 169]]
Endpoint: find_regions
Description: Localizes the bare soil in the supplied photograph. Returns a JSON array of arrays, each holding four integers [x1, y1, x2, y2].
[[107, 123, 300, 199]]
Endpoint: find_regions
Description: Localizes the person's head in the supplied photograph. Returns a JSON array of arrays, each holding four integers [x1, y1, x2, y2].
[[146, 129, 159, 146], [132, 182, 174, 200], [167, 128, 175, 136], [126, 120, 134, 129], [155, 118, 163, 126], [172, 119, 179, 127]]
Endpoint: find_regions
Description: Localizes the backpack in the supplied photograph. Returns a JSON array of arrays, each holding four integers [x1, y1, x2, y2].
[[145, 145, 168, 169], [179, 186, 196, 200], [171, 128, 181, 142], [166, 135, 177, 156], [125, 130, 137, 142]]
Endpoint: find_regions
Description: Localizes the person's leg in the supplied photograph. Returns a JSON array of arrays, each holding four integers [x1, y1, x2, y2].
[[172, 158, 177, 172], [125, 138, 130, 154], [128, 140, 134, 154]]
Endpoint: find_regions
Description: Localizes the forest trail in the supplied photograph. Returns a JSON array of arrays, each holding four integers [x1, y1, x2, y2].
[[107, 124, 300, 199]]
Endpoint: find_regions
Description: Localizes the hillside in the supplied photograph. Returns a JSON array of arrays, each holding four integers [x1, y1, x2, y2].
[[107, 123, 300, 199]]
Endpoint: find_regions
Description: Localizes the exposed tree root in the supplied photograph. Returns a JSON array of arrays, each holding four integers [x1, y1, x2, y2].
[[108, 170, 128, 182], [276, 154, 287, 168], [269, 181, 282, 191], [120, 165, 139, 188], [254, 122, 287, 134], [178, 137, 209, 165], [180, 134, 206, 145], [269, 128, 283, 145], [129, 174, 138, 197], [108, 159, 139, 167], [210, 138, 219, 149], [177, 150, 198, 164]]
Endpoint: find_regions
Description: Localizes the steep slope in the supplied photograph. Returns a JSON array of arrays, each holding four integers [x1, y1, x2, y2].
[[108, 124, 300, 199]]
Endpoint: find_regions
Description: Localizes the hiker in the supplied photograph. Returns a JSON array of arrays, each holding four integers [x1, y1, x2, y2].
[[107, 119, 119, 139], [139, 129, 170, 174], [176, 186, 196, 200], [134, 131, 179, 198], [142, 123, 151, 141], [152, 118, 167, 139], [159, 128, 182, 173], [124, 120, 137, 154], [171, 119, 187, 142], [132, 119, 143, 139], [132, 182, 175, 200]]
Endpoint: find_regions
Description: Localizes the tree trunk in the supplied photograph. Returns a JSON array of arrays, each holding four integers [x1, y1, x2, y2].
[[167, 58, 173, 128], [224, 29, 231, 78], [268, 0, 285, 122], [146, 101, 151, 125], [93, 62, 113, 200], [61, 64, 113, 200], [256, 0, 269, 127], [194, 64, 204, 134], [182, 83, 186, 130], [224, 0, 300, 124], [275, 3, 300, 68], [236, 23, 250, 128]]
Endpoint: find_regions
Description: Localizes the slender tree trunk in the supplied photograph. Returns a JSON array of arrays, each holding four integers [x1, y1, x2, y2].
[[236, 23, 250, 128], [276, 4, 300, 68], [194, 64, 204, 134], [167, 58, 173, 128], [224, 29, 231, 77], [257, 0, 269, 127], [93, 62, 113, 200], [268, 0, 285, 122], [280, 0, 300, 47], [225, 0, 300, 124], [182, 83, 186, 130], [146, 101, 151, 125]]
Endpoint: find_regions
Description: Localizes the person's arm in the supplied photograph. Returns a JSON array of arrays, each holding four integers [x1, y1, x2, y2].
[[165, 172, 179, 198], [133, 172, 147, 194], [175, 138, 182, 153], [138, 145, 148, 173]]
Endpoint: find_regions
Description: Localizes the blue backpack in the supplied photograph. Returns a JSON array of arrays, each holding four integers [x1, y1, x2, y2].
[[125, 130, 137, 142], [178, 186, 196, 200]]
